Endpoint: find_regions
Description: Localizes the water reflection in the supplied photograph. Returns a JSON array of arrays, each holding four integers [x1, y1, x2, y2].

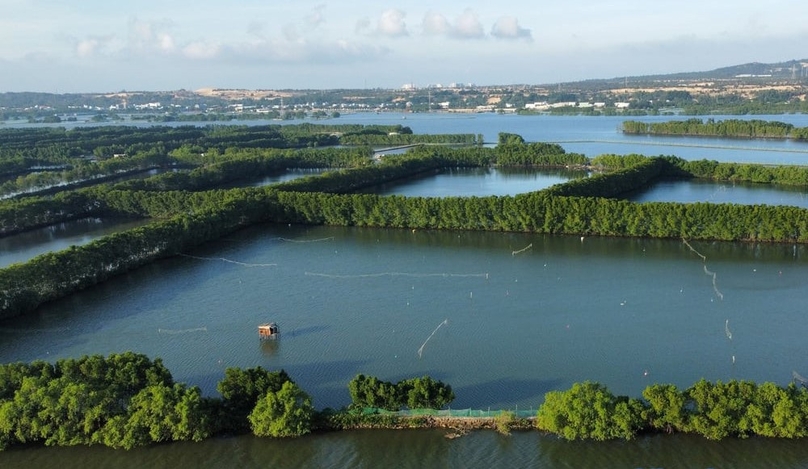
[[625, 178, 808, 208], [362, 167, 588, 197], [219, 168, 330, 189], [0, 217, 152, 268], [5, 430, 808, 469], [259, 338, 279, 356]]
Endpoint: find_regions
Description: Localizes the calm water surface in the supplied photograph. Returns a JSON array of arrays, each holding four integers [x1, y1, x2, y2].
[[0, 217, 152, 268], [7, 113, 808, 164], [336, 113, 808, 165], [220, 168, 331, 189], [1, 225, 808, 467], [5, 430, 808, 469], [362, 167, 587, 197], [627, 178, 808, 208]]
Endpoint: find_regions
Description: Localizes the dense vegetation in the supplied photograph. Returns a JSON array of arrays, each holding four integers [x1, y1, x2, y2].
[[623, 118, 808, 140], [0, 354, 453, 450], [0, 124, 475, 199], [347, 374, 455, 411], [3, 353, 808, 452], [536, 379, 808, 441]]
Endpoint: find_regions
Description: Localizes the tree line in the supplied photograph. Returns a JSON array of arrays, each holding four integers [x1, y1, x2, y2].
[[0, 124, 436, 189], [536, 379, 808, 441], [3, 352, 808, 452], [623, 118, 808, 140], [0, 352, 455, 451], [0, 352, 315, 449], [347, 374, 455, 411]]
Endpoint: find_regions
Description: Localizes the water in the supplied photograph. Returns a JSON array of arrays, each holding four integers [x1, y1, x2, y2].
[[5, 430, 808, 469], [218, 168, 331, 189], [0, 217, 152, 268], [362, 167, 587, 197], [1, 224, 807, 466], [333, 113, 808, 165], [626, 178, 808, 208]]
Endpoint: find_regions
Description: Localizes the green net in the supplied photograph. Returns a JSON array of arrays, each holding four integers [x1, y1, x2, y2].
[[360, 407, 536, 418]]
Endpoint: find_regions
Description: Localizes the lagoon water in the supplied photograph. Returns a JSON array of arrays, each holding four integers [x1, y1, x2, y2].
[[361, 167, 587, 197], [220, 168, 331, 189], [339, 112, 808, 165], [2, 224, 808, 467], [3, 114, 808, 467], [626, 178, 808, 208], [0, 217, 152, 268]]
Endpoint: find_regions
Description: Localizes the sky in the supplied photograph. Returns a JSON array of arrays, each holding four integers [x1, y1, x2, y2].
[[2, 0, 808, 93]]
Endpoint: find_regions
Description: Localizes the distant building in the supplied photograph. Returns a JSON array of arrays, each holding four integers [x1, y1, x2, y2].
[[525, 101, 549, 110], [549, 102, 576, 108]]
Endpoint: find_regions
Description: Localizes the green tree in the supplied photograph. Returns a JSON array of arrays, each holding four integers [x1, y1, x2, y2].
[[217, 367, 291, 414], [103, 383, 211, 450], [536, 381, 645, 440], [497, 132, 525, 145], [397, 376, 455, 409], [347, 374, 401, 411], [248, 381, 314, 438], [642, 383, 689, 433]]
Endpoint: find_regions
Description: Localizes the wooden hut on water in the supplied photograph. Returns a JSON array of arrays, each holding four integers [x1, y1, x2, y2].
[[258, 322, 279, 339]]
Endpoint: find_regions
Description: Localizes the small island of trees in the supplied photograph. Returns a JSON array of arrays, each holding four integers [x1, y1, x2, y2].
[[622, 118, 808, 140]]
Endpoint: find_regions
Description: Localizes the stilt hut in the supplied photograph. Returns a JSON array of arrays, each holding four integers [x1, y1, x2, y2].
[[258, 322, 279, 339]]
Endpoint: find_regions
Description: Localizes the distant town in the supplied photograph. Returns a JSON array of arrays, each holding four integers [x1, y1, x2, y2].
[[3, 59, 808, 122]]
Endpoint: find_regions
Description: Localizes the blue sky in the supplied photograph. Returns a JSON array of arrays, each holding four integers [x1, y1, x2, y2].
[[3, 0, 808, 93]]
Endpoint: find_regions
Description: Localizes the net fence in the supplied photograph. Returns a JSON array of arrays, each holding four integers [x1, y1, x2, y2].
[[359, 407, 537, 419]]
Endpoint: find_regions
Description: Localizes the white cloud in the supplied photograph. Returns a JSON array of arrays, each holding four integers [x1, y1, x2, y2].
[[422, 11, 450, 36], [377, 9, 408, 37], [127, 18, 177, 54], [491, 16, 532, 41], [421, 9, 484, 39], [75, 36, 116, 58], [75, 39, 98, 58], [158, 33, 175, 52], [452, 9, 484, 39], [206, 34, 390, 66], [182, 41, 221, 60]]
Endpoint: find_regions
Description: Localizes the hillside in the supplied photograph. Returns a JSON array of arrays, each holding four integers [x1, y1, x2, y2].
[[2, 58, 808, 117]]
